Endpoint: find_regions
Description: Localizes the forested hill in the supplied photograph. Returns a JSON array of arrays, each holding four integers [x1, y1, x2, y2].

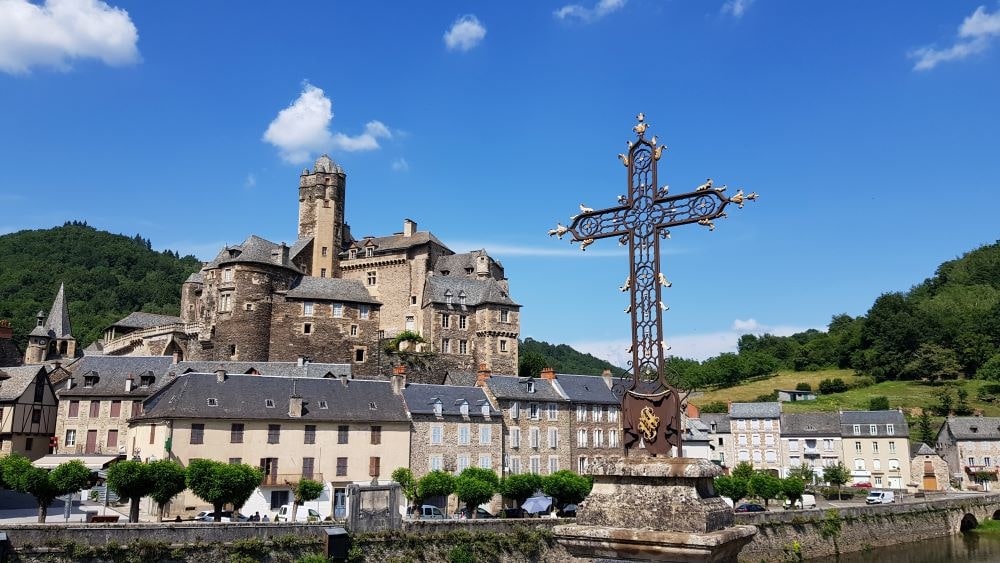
[[673, 240, 1000, 389], [518, 337, 622, 376], [0, 223, 202, 348]]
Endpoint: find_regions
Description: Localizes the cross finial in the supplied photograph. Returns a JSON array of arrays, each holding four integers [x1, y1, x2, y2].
[[633, 112, 648, 138]]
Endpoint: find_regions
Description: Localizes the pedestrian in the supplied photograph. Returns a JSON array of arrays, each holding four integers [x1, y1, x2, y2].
[[262, 514, 270, 522], [174, 515, 182, 523], [253, 512, 261, 522]]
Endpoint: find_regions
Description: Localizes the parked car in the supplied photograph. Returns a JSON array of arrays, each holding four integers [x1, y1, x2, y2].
[[851, 482, 873, 488], [194, 511, 248, 522], [557, 504, 578, 517], [783, 494, 817, 509], [734, 503, 766, 513], [454, 507, 496, 519], [274, 505, 322, 522], [407, 505, 448, 519], [865, 490, 895, 505]]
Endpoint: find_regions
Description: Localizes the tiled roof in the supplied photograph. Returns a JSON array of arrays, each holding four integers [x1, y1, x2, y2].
[[168, 360, 352, 379], [137, 373, 408, 423], [109, 312, 183, 329], [285, 277, 380, 305], [423, 276, 519, 307], [402, 383, 499, 416], [485, 376, 566, 401], [60, 356, 176, 397], [551, 374, 617, 405], [944, 417, 1000, 440], [207, 235, 302, 272], [781, 413, 841, 436], [0, 365, 47, 400], [729, 402, 781, 419], [699, 413, 731, 433]]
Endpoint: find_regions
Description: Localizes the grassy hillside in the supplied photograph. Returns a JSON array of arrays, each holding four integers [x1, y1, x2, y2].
[[0, 223, 201, 347], [518, 338, 622, 376], [692, 369, 860, 405]]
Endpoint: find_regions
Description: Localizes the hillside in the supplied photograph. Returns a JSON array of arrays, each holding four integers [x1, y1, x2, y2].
[[518, 337, 623, 377], [0, 223, 202, 348]]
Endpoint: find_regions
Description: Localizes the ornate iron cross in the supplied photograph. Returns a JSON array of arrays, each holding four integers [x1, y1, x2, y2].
[[549, 113, 758, 456]]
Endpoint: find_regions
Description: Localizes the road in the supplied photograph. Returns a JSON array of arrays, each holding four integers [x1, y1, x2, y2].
[[0, 489, 128, 523]]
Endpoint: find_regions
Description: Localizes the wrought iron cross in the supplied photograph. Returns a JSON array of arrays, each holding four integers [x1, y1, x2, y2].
[[549, 113, 758, 456]]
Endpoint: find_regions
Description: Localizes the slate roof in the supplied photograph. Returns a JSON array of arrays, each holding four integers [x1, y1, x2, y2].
[[944, 417, 1000, 440], [289, 237, 313, 261], [342, 231, 448, 257], [686, 418, 711, 442], [0, 365, 47, 401], [552, 374, 617, 405], [839, 410, 909, 438], [207, 235, 302, 272], [699, 413, 731, 433], [109, 312, 183, 329], [729, 402, 781, 419], [781, 413, 841, 436], [184, 272, 203, 284], [60, 356, 176, 397], [137, 373, 409, 423], [423, 276, 519, 307], [168, 360, 352, 379], [31, 284, 74, 339], [285, 277, 380, 305], [402, 383, 500, 417], [443, 371, 480, 387], [485, 376, 567, 402], [911, 442, 937, 458], [433, 250, 503, 276]]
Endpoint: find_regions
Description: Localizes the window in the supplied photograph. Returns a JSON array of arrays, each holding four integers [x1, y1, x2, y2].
[[367, 271, 377, 286], [369, 457, 381, 477], [873, 459, 882, 470], [576, 405, 586, 421], [350, 325, 358, 337], [530, 456, 541, 474], [739, 450, 750, 461], [765, 450, 777, 463], [107, 429, 118, 449], [191, 424, 204, 444], [753, 451, 763, 463], [365, 246, 374, 258], [303, 301, 315, 316], [530, 427, 541, 448], [333, 302, 344, 317], [579, 457, 589, 473], [855, 441, 862, 453], [987, 457, 993, 467], [140, 375, 154, 388], [751, 420, 760, 430], [219, 292, 233, 312], [149, 424, 155, 444], [89, 401, 100, 417], [459, 340, 468, 354], [303, 323, 313, 335], [302, 457, 315, 479], [855, 458, 865, 470], [268, 424, 281, 444], [480, 425, 492, 445], [870, 424, 878, 435], [321, 246, 328, 257], [441, 314, 450, 328], [355, 348, 366, 362], [265, 399, 275, 408], [592, 405, 603, 422], [500, 308, 509, 322], [430, 455, 443, 471], [349, 249, 358, 259], [824, 439, 834, 451], [874, 476, 883, 487], [578, 429, 588, 447], [270, 490, 290, 511], [853, 424, 861, 435], [410, 296, 417, 306], [763, 420, 773, 431], [68, 400, 79, 417], [872, 442, 880, 454], [510, 428, 521, 448], [245, 303, 254, 311], [231, 423, 244, 443], [889, 458, 900, 470], [593, 429, 603, 448], [510, 401, 520, 419], [459, 315, 467, 329], [460, 291, 467, 303], [889, 441, 896, 454], [305, 425, 316, 445], [445, 291, 453, 305], [526, 380, 535, 393], [318, 400, 328, 409], [337, 457, 348, 477], [529, 403, 540, 420], [65, 429, 76, 447], [789, 439, 799, 451], [430, 425, 444, 445], [751, 434, 761, 446], [338, 425, 349, 444], [887, 424, 895, 435], [736, 420, 747, 431], [547, 403, 558, 421], [548, 428, 559, 449], [608, 407, 619, 423], [371, 425, 382, 445], [549, 456, 559, 474], [442, 338, 451, 353], [433, 401, 443, 416], [500, 339, 508, 353], [83, 375, 97, 387], [223, 268, 234, 282], [739, 434, 748, 446], [457, 455, 470, 472], [609, 429, 619, 448], [765, 434, 775, 446], [479, 455, 491, 469], [459, 425, 471, 445], [31, 409, 41, 424], [509, 456, 521, 474], [207, 398, 218, 406], [359, 305, 370, 320]]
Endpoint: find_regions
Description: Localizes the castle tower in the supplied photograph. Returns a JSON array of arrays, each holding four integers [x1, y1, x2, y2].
[[24, 311, 50, 364], [24, 283, 77, 364], [298, 154, 346, 279]]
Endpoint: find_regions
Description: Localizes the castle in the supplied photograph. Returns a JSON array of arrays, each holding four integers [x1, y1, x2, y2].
[[88, 155, 521, 379]]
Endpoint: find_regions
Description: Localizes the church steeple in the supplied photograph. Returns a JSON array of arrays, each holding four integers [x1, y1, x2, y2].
[[24, 283, 77, 364]]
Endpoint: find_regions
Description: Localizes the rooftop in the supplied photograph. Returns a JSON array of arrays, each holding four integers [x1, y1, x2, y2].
[[423, 276, 519, 308], [551, 373, 617, 405], [485, 375, 566, 402], [402, 383, 499, 417], [285, 277, 380, 305], [0, 365, 48, 401], [781, 412, 841, 436], [945, 416, 1000, 441], [60, 356, 176, 397], [729, 402, 781, 419]]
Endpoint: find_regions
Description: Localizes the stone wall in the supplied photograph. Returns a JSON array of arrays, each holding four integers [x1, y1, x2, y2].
[[267, 296, 380, 376], [735, 493, 1000, 561]]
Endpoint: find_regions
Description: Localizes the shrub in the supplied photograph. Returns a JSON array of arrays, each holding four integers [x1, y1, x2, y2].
[[868, 396, 890, 410], [700, 400, 729, 414], [818, 378, 848, 394], [795, 382, 812, 392]]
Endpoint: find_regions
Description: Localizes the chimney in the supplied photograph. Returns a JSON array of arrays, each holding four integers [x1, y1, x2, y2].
[[391, 366, 406, 395], [297, 356, 306, 367], [274, 242, 289, 265], [403, 219, 416, 238], [289, 396, 303, 418], [215, 369, 227, 383], [476, 363, 492, 386], [125, 374, 133, 392], [339, 373, 349, 387], [540, 367, 556, 380], [687, 403, 701, 418], [65, 376, 74, 390], [601, 369, 612, 388]]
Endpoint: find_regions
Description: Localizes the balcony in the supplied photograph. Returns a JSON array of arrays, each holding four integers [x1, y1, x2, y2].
[[803, 447, 820, 457], [260, 473, 323, 487]]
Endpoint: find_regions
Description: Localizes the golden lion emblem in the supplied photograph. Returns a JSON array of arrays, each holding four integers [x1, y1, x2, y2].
[[638, 406, 660, 442]]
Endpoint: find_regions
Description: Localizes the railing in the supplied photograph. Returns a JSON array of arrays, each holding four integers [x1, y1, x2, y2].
[[803, 447, 820, 456], [260, 473, 324, 487], [101, 323, 190, 355]]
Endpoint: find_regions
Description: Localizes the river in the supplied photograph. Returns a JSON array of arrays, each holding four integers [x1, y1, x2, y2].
[[833, 533, 1000, 563]]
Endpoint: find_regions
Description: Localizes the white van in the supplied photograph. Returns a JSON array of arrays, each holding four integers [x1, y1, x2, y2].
[[783, 494, 817, 509], [865, 490, 895, 505], [274, 504, 322, 522]]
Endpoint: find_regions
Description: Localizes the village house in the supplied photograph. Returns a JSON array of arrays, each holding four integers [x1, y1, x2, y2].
[[699, 413, 732, 468], [935, 416, 1000, 491], [729, 402, 783, 474], [911, 442, 950, 491], [840, 410, 911, 489], [780, 412, 842, 480], [545, 369, 621, 474], [0, 365, 58, 460]]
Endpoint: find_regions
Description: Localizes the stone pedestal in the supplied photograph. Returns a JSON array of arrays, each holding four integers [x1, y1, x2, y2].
[[554, 456, 756, 562]]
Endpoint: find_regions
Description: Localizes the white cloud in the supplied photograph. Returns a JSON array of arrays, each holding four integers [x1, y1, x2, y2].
[[244, 173, 256, 188], [391, 158, 409, 172], [721, 0, 754, 19], [262, 83, 392, 164], [554, 0, 626, 22], [444, 15, 486, 51], [910, 3, 1000, 71], [0, 0, 139, 74], [731, 318, 760, 331]]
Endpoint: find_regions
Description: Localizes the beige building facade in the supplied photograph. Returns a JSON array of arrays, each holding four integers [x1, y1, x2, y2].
[[840, 410, 911, 489]]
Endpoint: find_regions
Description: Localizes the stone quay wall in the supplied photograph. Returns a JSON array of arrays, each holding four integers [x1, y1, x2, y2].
[[735, 493, 1000, 562]]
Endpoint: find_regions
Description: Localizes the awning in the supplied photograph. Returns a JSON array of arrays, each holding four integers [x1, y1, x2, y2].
[[32, 454, 122, 470]]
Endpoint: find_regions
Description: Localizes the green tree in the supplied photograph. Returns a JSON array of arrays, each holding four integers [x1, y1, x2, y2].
[[955, 387, 973, 416], [918, 409, 935, 445], [291, 479, 325, 523], [905, 343, 962, 384], [787, 463, 818, 485], [934, 388, 954, 416], [731, 461, 755, 481], [147, 460, 187, 522], [518, 351, 547, 378], [186, 459, 263, 521], [823, 462, 851, 500], [391, 467, 419, 510], [454, 468, 499, 519], [499, 473, 542, 507], [782, 477, 806, 509], [795, 382, 812, 392], [868, 396, 890, 411], [699, 401, 729, 414], [0, 455, 90, 522], [749, 472, 782, 507], [107, 460, 154, 523], [978, 353, 1000, 382], [416, 470, 455, 502], [542, 470, 592, 508], [714, 475, 748, 505]]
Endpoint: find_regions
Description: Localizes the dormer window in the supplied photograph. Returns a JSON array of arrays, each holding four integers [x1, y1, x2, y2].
[[432, 400, 443, 416], [481, 404, 490, 417], [445, 290, 453, 305], [441, 270, 450, 276], [459, 401, 469, 416], [265, 399, 275, 408], [83, 375, 98, 388], [887, 424, 895, 435], [526, 380, 535, 393], [459, 291, 466, 305], [971, 426, 979, 433], [465, 268, 473, 275], [349, 249, 358, 259], [365, 247, 374, 258], [207, 398, 218, 406], [369, 401, 377, 410], [318, 400, 329, 409], [139, 375, 154, 388]]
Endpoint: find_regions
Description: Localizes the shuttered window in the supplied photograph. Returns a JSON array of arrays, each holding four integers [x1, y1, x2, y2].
[[190, 424, 204, 445], [369, 457, 381, 477]]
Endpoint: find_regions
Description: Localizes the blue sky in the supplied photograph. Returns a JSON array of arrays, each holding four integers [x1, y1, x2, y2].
[[1, 1, 999, 365]]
